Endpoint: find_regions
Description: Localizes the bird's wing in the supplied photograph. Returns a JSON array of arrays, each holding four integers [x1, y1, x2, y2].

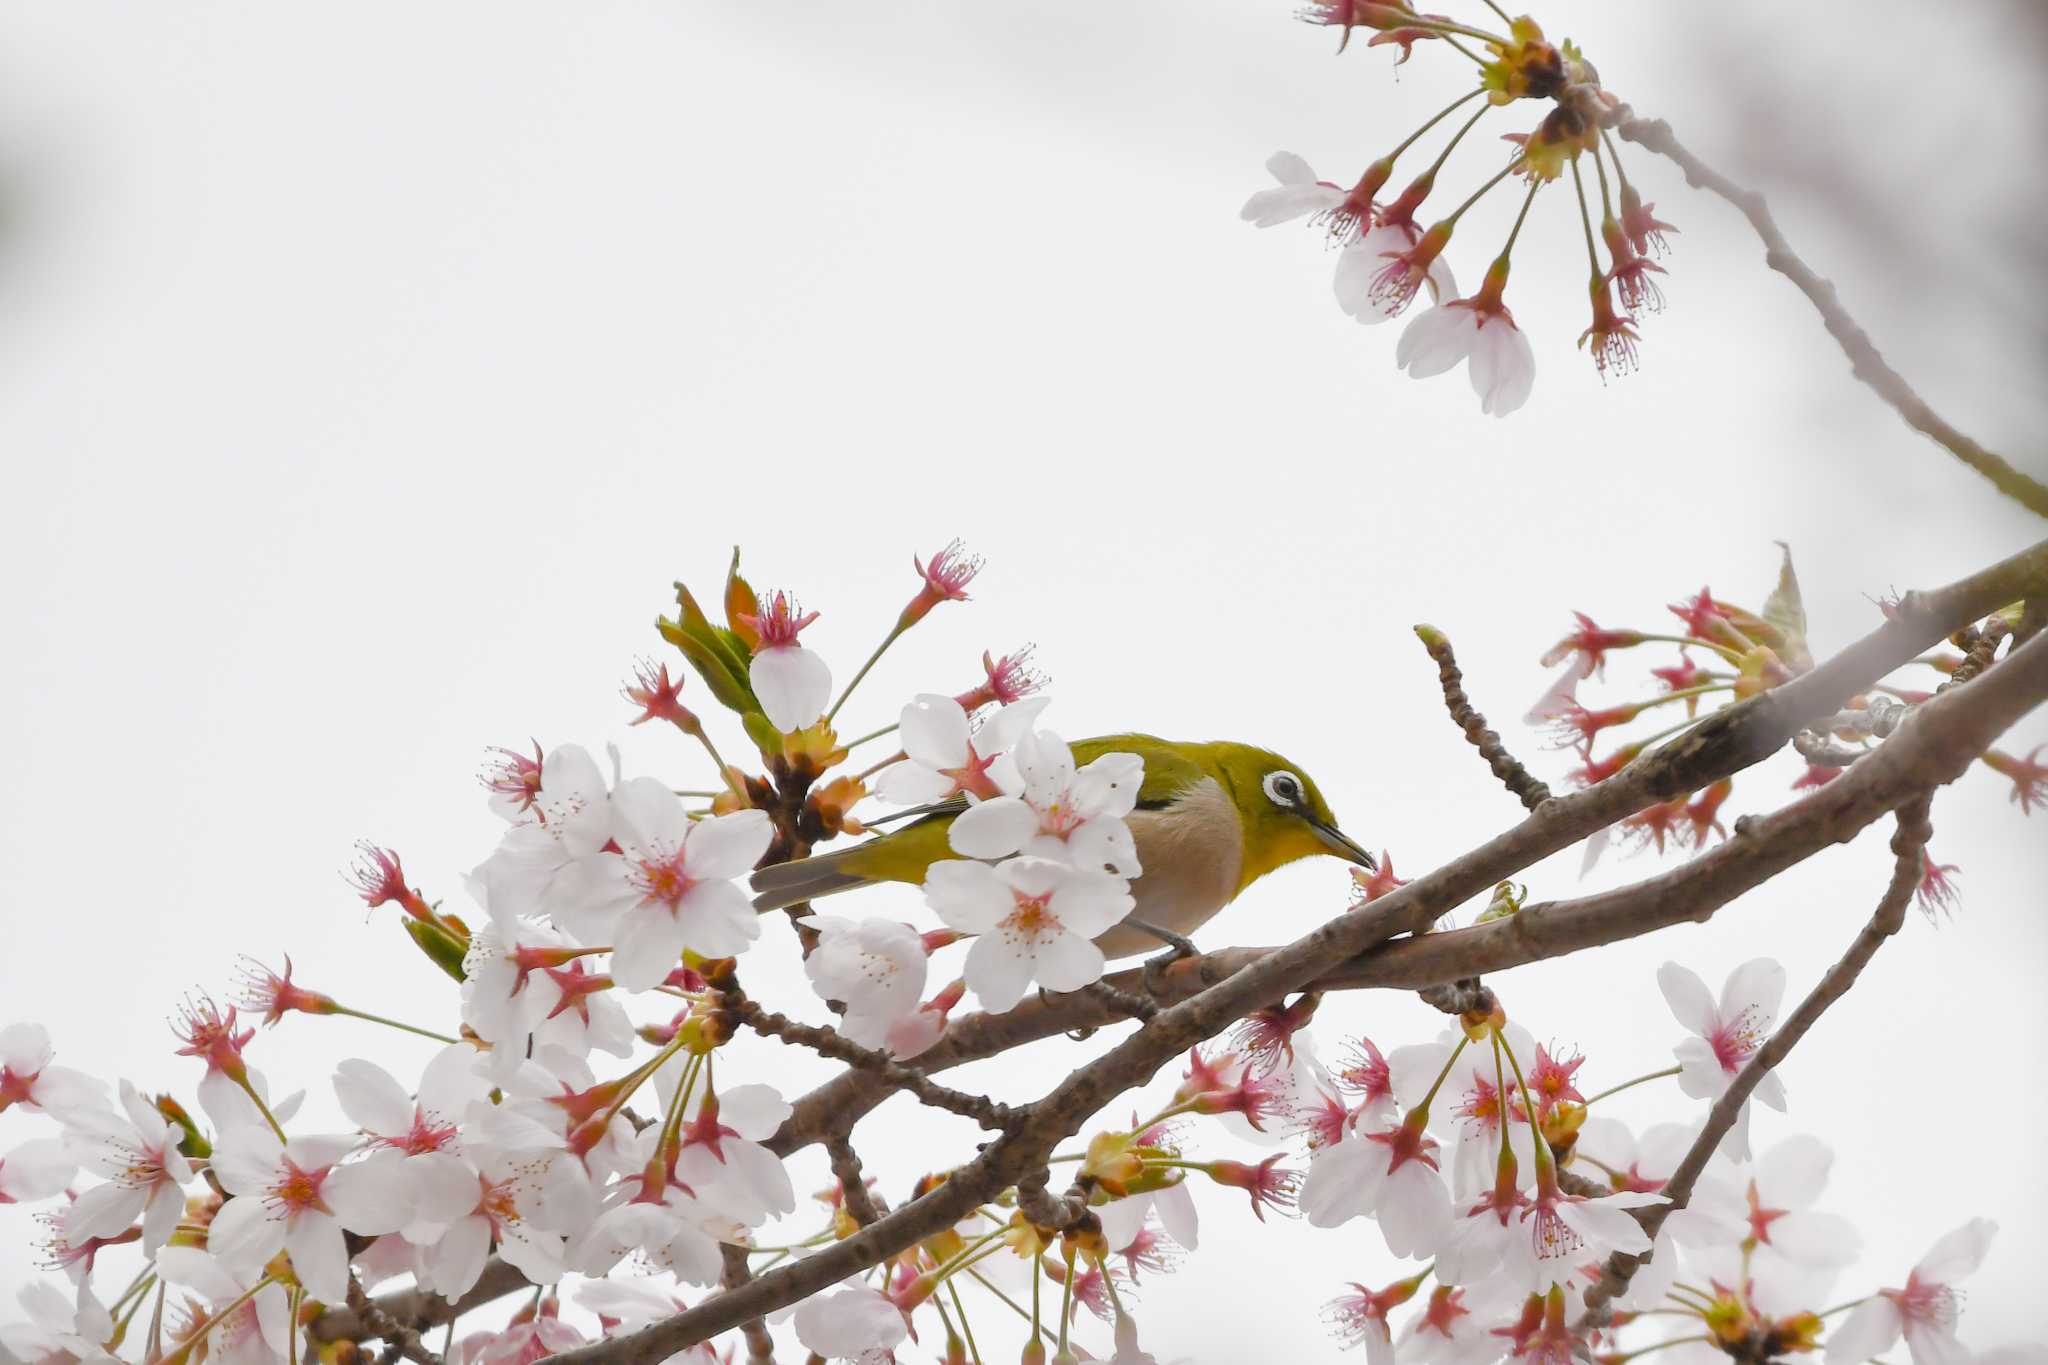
[[1069, 733, 1207, 810]]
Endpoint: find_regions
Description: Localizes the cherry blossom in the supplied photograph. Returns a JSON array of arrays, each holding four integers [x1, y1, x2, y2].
[[796, 914, 930, 1047], [874, 693, 1049, 806], [946, 729, 1144, 875], [1658, 957, 1788, 1156], [152, 1247, 294, 1365], [792, 1285, 908, 1362], [1397, 294, 1536, 416], [1825, 1219, 1996, 1365], [60, 1080, 195, 1254], [647, 1073, 797, 1228], [405, 1144, 566, 1297], [0, 1024, 107, 1122], [1300, 1108, 1452, 1257], [468, 743, 617, 923], [923, 855, 1135, 1012], [207, 1128, 412, 1302], [740, 591, 831, 733], [549, 784, 772, 989], [0, 1139, 74, 1204], [2, 1281, 113, 1365], [1240, 151, 1346, 228]]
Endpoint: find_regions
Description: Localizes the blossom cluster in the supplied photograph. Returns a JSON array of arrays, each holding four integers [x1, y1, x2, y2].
[[1244, 1, 1679, 414], [0, 542, 2031, 1365], [1524, 546, 2043, 907]]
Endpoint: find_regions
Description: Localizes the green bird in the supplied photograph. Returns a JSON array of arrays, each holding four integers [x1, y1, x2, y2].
[[749, 736, 1375, 959]]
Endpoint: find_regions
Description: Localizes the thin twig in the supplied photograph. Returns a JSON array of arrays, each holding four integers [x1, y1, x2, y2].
[[719, 1246, 778, 1365], [727, 993, 1017, 1131], [1579, 794, 1935, 1321], [825, 1136, 886, 1227], [1613, 112, 2048, 519], [338, 1278, 442, 1365], [1414, 624, 1554, 811]]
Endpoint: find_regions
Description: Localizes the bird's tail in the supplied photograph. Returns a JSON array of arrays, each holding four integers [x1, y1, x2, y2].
[[750, 847, 871, 913]]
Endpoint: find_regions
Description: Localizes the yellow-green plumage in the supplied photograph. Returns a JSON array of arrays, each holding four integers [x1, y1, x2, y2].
[[750, 735, 1373, 958]]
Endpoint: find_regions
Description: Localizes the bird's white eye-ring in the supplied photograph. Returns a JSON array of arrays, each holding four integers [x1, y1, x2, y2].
[[1263, 771, 1304, 808]]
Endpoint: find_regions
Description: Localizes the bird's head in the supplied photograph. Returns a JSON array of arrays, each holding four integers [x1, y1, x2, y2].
[[1211, 743, 1376, 891]]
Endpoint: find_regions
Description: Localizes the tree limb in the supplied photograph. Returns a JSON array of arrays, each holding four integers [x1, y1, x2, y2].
[[548, 589, 2048, 1362], [1578, 793, 1935, 1321], [1613, 112, 2048, 519]]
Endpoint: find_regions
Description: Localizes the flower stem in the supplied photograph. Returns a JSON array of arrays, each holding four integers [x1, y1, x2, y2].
[[1497, 1028, 1553, 1180], [843, 722, 900, 750], [330, 1004, 460, 1045], [158, 1275, 277, 1365], [1389, 88, 1489, 163], [688, 726, 749, 804], [827, 624, 908, 725], [231, 1073, 289, 1144], [1444, 156, 1528, 228], [1583, 1064, 1682, 1106], [947, 1277, 986, 1365], [1496, 178, 1542, 262], [1412, 1034, 1470, 1122], [1570, 157, 1603, 282]]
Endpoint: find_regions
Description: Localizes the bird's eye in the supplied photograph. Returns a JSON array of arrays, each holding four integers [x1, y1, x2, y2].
[[1263, 771, 1303, 808]]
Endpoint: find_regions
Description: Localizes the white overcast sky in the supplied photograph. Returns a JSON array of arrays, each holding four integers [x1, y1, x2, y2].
[[2, 0, 2044, 1359]]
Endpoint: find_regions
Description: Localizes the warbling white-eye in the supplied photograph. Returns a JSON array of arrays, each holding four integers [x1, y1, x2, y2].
[[750, 735, 1374, 958]]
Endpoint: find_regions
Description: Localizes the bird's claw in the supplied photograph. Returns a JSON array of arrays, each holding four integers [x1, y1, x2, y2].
[[1125, 917, 1198, 997]]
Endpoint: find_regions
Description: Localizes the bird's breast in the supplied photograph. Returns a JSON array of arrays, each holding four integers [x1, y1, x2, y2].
[[1093, 777, 1244, 959]]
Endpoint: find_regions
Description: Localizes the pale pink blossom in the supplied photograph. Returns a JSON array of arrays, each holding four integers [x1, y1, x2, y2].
[[0, 1139, 75, 1205], [741, 591, 831, 733], [874, 693, 1049, 806], [468, 743, 616, 923], [549, 785, 772, 990], [1396, 295, 1536, 416], [0, 1024, 107, 1123], [1240, 151, 1345, 228], [796, 914, 930, 1048], [947, 729, 1143, 876], [792, 1285, 908, 1362], [61, 1081, 195, 1253], [208, 1128, 411, 1302], [1300, 1111, 1452, 1258], [923, 855, 1134, 1012], [1658, 957, 1788, 1157], [1826, 1219, 1996, 1365], [2, 1280, 114, 1365]]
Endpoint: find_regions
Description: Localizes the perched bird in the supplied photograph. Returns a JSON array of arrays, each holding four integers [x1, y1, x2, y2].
[[750, 736, 1374, 959]]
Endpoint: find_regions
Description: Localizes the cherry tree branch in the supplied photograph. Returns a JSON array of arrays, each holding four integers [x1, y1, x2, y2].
[[1578, 793, 1935, 1322], [543, 577, 2048, 1362], [319, 537, 2048, 1353], [1415, 624, 1553, 811], [1611, 112, 2048, 519]]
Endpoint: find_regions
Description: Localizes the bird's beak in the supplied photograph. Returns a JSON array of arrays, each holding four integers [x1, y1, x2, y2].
[[1311, 821, 1378, 871]]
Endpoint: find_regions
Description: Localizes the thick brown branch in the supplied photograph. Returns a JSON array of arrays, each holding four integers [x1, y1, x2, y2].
[[1415, 624, 1553, 811], [311, 1260, 528, 1345], [1579, 794, 1934, 1320], [355, 543, 2048, 1352], [1613, 113, 2048, 519], [559, 607, 2048, 1362], [769, 544, 2048, 1155]]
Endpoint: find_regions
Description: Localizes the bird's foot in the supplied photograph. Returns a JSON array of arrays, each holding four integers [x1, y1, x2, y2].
[[1125, 917, 1199, 997]]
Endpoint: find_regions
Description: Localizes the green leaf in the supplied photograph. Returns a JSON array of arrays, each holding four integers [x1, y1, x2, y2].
[[742, 709, 784, 758], [1761, 542, 1812, 670], [724, 547, 761, 651], [403, 918, 470, 982], [659, 581, 761, 716]]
